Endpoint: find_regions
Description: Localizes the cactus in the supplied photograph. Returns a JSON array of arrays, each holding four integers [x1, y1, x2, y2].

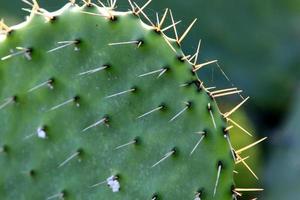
[[2, 0, 300, 128], [229, 109, 262, 199], [0, 1, 265, 199]]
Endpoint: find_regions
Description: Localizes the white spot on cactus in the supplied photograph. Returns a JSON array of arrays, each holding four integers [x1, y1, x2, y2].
[[106, 176, 120, 192], [37, 127, 47, 139]]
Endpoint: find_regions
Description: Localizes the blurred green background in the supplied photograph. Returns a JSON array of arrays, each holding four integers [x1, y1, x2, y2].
[[1, 0, 299, 199]]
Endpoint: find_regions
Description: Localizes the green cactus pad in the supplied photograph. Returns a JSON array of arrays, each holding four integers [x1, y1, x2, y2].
[[0, 2, 257, 199]]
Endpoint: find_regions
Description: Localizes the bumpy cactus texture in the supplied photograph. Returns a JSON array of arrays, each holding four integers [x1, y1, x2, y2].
[[0, 1, 262, 199]]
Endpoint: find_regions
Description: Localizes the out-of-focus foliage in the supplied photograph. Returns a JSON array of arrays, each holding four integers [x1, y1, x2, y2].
[[263, 86, 300, 200]]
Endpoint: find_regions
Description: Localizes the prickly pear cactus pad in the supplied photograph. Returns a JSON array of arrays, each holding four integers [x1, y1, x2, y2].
[[0, 1, 265, 199]]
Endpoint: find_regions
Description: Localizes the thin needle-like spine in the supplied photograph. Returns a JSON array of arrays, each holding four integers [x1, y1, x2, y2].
[[193, 60, 218, 72], [191, 39, 201, 65], [115, 139, 137, 150], [208, 103, 217, 129], [158, 8, 169, 30], [82, 117, 107, 132], [169, 10, 178, 41], [190, 132, 205, 155], [227, 118, 253, 137], [156, 12, 160, 27], [108, 40, 139, 46], [58, 151, 80, 168], [211, 87, 238, 95], [162, 34, 177, 53], [133, 2, 155, 26], [216, 62, 245, 100], [47, 40, 79, 53], [28, 79, 53, 92], [127, 0, 135, 12], [161, 20, 181, 32], [213, 90, 243, 98], [234, 188, 264, 192], [48, 97, 77, 112], [78, 65, 108, 76], [90, 180, 107, 188], [0, 97, 15, 110], [138, 68, 165, 77], [224, 97, 250, 118], [235, 156, 250, 164], [157, 68, 168, 78], [151, 149, 175, 168], [169, 102, 190, 122], [137, 106, 163, 119], [206, 86, 216, 91], [178, 18, 197, 44], [1, 47, 31, 61], [213, 163, 222, 197], [105, 88, 135, 99], [224, 134, 236, 161], [236, 137, 267, 154], [236, 154, 258, 180], [98, 0, 108, 8], [135, 0, 152, 15]]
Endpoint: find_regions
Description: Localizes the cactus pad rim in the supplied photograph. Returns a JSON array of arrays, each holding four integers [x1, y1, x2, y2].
[[0, 1, 266, 199]]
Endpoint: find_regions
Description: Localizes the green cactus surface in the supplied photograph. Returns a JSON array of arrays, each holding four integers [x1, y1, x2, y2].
[[0, 1, 262, 199]]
